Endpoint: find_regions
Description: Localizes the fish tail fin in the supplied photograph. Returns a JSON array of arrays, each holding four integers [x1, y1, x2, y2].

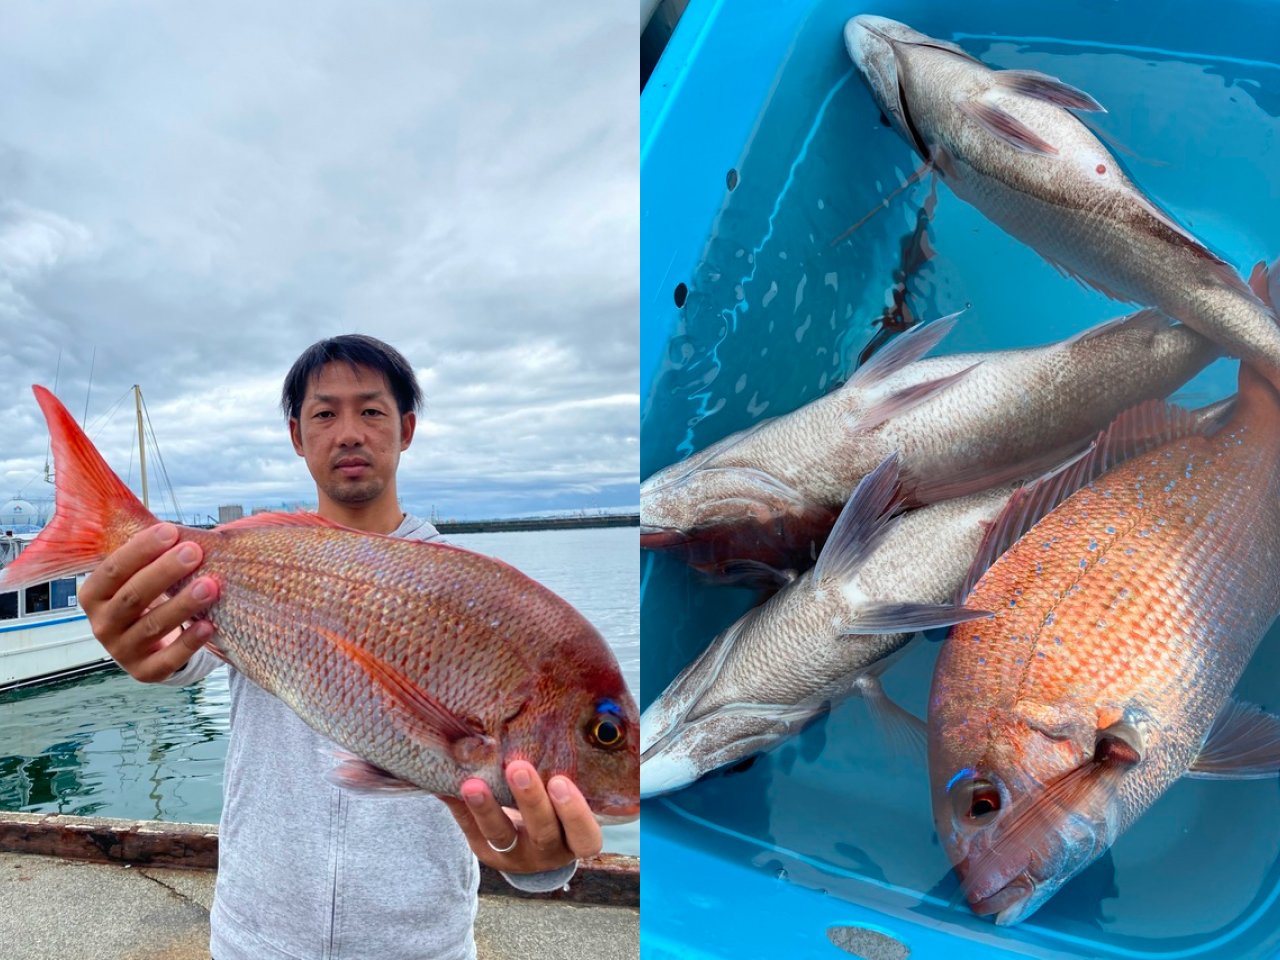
[[0, 386, 157, 589]]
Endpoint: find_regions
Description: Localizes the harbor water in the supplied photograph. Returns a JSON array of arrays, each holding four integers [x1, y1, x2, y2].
[[0, 525, 639, 856], [641, 0, 1280, 957]]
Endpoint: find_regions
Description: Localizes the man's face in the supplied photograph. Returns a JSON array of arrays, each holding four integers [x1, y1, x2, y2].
[[289, 362, 416, 508]]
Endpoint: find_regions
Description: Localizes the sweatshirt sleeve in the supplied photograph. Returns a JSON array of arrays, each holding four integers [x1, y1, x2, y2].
[[157, 646, 223, 687]]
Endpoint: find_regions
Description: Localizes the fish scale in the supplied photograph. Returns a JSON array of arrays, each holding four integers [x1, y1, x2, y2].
[[929, 365, 1280, 924], [0, 385, 640, 821]]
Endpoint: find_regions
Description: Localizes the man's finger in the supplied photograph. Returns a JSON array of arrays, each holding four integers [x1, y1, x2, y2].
[[506, 761, 560, 852], [81, 524, 179, 608], [92, 539, 209, 640], [458, 779, 519, 852], [547, 776, 602, 859], [129, 619, 216, 683]]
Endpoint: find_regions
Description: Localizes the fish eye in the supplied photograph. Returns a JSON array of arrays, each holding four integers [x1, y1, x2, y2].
[[948, 771, 1002, 825], [588, 716, 626, 749]]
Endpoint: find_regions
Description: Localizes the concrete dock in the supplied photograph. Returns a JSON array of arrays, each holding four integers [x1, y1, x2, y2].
[[0, 813, 638, 960]]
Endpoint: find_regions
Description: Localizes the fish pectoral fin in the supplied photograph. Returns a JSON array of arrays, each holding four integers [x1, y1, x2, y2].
[[314, 626, 482, 747], [841, 600, 994, 635], [325, 751, 423, 794], [1186, 699, 1280, 780], [849, 361, 981, 435], [853, 673, 926, 762], [994, 69, 1106, 112], [956, 97, 1059, 155], [813, 454, 903, 583]]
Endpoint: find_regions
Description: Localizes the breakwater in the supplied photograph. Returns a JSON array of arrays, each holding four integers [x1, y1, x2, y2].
[[434, 514, 638, 534]]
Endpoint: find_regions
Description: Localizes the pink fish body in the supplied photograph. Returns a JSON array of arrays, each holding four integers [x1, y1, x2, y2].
[[4, 386, 639, 822], [929, 356, 1280, 924]]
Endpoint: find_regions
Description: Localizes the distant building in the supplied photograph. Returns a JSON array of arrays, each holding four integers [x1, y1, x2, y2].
[[251, 506, 272, 516], [218, 504, 245, 524]]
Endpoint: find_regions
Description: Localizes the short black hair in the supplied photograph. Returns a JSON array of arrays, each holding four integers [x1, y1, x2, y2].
[[281, 334, 423, 421]]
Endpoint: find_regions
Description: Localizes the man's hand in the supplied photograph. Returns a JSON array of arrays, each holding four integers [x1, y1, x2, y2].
[[441, 760, 603, 874], [79, 523, 221, 683]]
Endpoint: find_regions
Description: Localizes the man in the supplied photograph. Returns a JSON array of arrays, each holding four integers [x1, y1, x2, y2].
[[80, 335, 603, 960]]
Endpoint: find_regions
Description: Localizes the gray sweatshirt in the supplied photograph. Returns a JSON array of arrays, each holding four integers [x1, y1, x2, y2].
[[162, 514, 575, 960]]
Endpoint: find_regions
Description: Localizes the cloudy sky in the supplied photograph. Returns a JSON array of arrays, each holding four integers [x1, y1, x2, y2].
[[0, 1, 637, 525]]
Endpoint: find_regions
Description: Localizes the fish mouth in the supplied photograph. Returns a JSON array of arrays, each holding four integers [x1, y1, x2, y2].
[[593, 802, 640, 825], [967, 872, 1038, 926], [640, 526, 689, 548]]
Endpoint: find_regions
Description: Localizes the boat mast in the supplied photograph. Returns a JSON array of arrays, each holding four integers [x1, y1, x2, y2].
[[133, 385, 149, 510]]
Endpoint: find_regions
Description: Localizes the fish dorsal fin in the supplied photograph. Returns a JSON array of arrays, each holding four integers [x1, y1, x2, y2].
[[994, 69, 1105, 112], [846, 311, 963, 389], [957, 399, 1209, 601], [219, 511, 349, 532], [1186, 699, 1280, 779], [957, 98, 1058, 155], [813, 453, 902, 584]]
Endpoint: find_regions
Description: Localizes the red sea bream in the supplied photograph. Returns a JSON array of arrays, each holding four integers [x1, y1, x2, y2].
[[1, 386, 640, 822]]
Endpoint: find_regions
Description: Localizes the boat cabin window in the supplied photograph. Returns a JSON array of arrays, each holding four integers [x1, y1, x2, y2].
[[0, 591, 15, 621], [24, 582, 50, 615], [51, 577, 78, 609]]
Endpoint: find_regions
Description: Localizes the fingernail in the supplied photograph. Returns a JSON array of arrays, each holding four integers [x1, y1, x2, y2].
[[511, 768, 532, 790], [192, 580, 213, 602], [548, 777, 571, 803], [153, 524, 178, 545], [464, 789, 485, 808], [177, 543, 200, 564]]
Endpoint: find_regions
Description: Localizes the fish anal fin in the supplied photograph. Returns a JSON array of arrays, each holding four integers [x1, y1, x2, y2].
[[850, 361, 981, 434], [315, 625, 482, 748], [847, 310, 964, 390], [1186, 699, 1280, 780], [957, 99, 1059, 156], [996, 69, 1105, 112], [812, 454, 902, 583], [326, 751, 423, 794]]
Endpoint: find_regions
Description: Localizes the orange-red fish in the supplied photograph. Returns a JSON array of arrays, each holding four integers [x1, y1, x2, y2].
[[929, 306, 1280, 925], [3, 386, 639, 822]]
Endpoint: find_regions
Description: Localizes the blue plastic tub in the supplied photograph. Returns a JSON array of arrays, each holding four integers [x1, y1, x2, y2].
[[640, 1, 1280, 957]]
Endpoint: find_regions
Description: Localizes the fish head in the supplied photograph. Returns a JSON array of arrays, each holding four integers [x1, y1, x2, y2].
[[504, 631, 640, 823], [931, 710, 1130, 925], [641, 464, 807, 548], [844, 16, 978, 154], [640, 614, 806, 797]]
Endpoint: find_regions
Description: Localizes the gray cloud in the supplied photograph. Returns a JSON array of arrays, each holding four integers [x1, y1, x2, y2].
[[0, 0, 637, 523]]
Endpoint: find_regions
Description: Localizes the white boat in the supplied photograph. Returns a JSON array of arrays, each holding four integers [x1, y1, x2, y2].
[[0, 534, 111, 692]]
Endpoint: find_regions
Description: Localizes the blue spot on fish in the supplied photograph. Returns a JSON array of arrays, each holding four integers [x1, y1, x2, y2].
[[1088, 539, 1098, 551], [946, 768, 976, 793], [1105, 525, 1116, 535]]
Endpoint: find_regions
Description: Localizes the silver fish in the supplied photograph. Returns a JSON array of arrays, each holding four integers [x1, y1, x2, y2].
[[844, 16, 1280, 386], [641, 309, 1215, 583], [640, 454, 1010, 798]]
